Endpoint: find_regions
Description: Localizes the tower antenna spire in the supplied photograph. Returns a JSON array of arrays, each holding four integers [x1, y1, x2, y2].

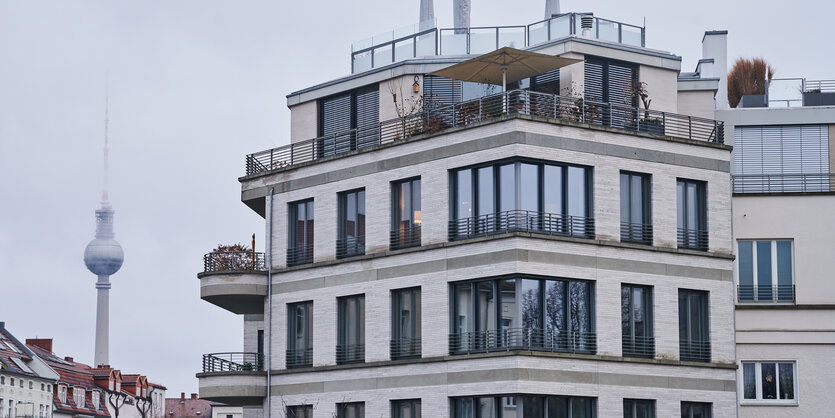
[[102, 87, 110, 207]]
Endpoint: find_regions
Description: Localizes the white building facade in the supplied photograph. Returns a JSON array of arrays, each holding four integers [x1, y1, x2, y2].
[[0, 325, 58, 418]]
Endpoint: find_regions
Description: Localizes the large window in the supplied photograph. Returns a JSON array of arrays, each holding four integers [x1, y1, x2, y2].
[[452, 395, 596, 418], [336, 402, 364, 418], [391, 399, 421, 418], [676, 179, 707, 251], [737, 240, 794, 302], [392, 178, 421, 249], [337, 189, 366, 258], [288, 199, 314, 265], [286, 301, 313, 368], [621, 284, 653, 358], [620, 172, 652, 244], [451, 276, 595, 355], [391, 287, 421, 359], [584, 56, 637, 128], [337, 294, 365, 364], [680, 402, 711, 418], [741, 361, 796, 403], [678, 289, 710, 362], [286, 405, 313, 418], [451, 160, 593, 239], [318, 86, 380, 158], [623, 399, 654, 418]]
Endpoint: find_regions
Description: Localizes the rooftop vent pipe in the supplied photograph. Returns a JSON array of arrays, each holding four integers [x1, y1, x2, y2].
[[581, 15, 594, 37]]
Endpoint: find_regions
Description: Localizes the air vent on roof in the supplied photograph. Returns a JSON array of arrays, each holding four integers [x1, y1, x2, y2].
[[581, 15, 594, 37]]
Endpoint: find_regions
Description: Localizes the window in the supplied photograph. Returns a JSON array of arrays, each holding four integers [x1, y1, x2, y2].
[[737, 240, 794, 302], [337, 295, 365, 364], [40, 384, 44, 391], [9, 378, 13, 387], [286, 405, 313, 418], [92, 391, 100, 410], [623, 399, 655, 418], [73, 388, 85, 407], [621, 284, 653, 358], [620, 172, 652, 244], [336, 402, 364, 418], [680, 402, 711, 418], [286, 301, 313, 368], [450, 160, 593, 239], [391, 287, 421, 359], [58, 385, 67, 404], [28, 382, 32, 389], [318, 86, 380, 158], [391, 178, 421, 249], [452, 395, 595, 417], [392, 399, 420, 418], [451, 276, 595, 355], [676, 179, 707, 250], [18, 379, 22, 388], [584, 56, 638, 128], [741, 361, 796, 403], [337, 189, 366, 258], [288, 199, 314, 266], [678, 289, 710, 362]]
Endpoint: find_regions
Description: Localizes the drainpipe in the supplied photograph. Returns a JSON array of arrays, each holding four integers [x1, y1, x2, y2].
[[265, 187, 274, 418]]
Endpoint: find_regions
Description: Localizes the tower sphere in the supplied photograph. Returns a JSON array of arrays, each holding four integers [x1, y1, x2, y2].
[[84, 237, 124, 276]]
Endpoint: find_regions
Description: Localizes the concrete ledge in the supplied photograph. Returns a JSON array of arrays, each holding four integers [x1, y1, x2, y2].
[[197, 372, 266, 405]]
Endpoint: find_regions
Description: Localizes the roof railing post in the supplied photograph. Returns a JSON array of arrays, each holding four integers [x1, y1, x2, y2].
[[688, 116, 692, 140], [270, 149, 274, 170]]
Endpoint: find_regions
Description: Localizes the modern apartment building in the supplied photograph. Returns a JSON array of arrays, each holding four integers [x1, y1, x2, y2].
[[197, 12, 738, 418], [0, 324, 58, 418]]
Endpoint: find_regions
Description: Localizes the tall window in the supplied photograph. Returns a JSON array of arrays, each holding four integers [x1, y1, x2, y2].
[[337, 295, 365, 364], [584, 56, 638, 128], [624, 399, 654, 418], [92, 392, 100, 410], [286, 405, 313, 418], [680, 402, 711, 418], [451, 276, 594, 355], [741, 361, 796, 403], [337, 189, 366, 258], [336, 402, 364, 418], [288, 199, 314, 265], [452, 395, 595, 418], [676, 179, 707, 250], [318, 86, 380, 158], [392, 178, 421, 249], [391, 399, 421, 418], [738, 240, 794, 302], [58, 385, 67, 403], [678, 289, 710, 362], [391, 287, 421, 359], [73, 388, 85, 407], [286, 301, 313, 368], [451, 160, 593, 239], [620, 172, 652, 244], [621, 284, 653, 358]]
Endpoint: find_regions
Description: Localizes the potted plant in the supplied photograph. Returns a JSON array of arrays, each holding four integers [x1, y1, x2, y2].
[[629, 81, 664, 135]]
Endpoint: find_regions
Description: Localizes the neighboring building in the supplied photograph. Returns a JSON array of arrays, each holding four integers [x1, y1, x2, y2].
[[210, 404, 242, 418], [698, 33, 835, 418], [0, 324, 58, 418], [164, 393, 211, 418], [197, 10, 737, 418]]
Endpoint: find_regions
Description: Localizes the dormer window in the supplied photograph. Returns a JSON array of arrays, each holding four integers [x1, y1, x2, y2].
[[73, 387, 86, 407], [92, 391, 100, 410], [58, 385, 67, 404]]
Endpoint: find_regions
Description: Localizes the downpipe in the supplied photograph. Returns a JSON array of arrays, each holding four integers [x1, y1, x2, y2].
[[266, 187, 274, 418]]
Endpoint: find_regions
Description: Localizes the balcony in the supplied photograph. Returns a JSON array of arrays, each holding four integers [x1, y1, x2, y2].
[[449, 210, 595, 241], [390, 338, 422, 360], [336, 344, 365, 364], [336, 235, 365, 259], [286, 244, 313, 266], [620, 221, 653, 245], [246, 89, 724, 177], [448, 328, 596, 355], [677, 228, 708, 251], [738, 284, 795, 303], [732, 173, 834, 194], [740, 78, 835, 108], [390, 225, 421, 250], [285, 347, 313, 369], [197, 352, 265, 405], [198, 252, 267, 315], [622, 335, 655, 358], [679, 340, 711, 363]]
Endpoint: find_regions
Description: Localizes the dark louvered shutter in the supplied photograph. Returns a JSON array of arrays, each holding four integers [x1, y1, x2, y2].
[[608, 62, 636, 107], [355, 88, 380, 149], [531, 68, 560, 94], [321, 94, 352, 157], [423, 76, 462, 109], [583, 60, 604, 102]]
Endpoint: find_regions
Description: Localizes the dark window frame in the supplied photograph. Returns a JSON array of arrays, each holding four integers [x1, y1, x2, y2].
[[676, 178, 708, 251], [288, 199, 314, 265], [285, 405, 313, 418], [678, 289, 710, 362], [391, 177, 422, 249], [337, 189, 366, 258], [621, 284, 654, 358], [623, 398, 655, 418], [391, 399, 421, 418], [337, 294, 366, 364], [317, 85, 380, 158], [391, 287, 422, 359], [451, 394, 597, 418], [286, 301, 313, 368], [620, 171, 652, 244], [336, 402, 365, 418], [680, 401, 711, 418]]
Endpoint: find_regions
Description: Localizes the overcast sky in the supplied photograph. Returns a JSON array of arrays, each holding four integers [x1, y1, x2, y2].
[[0, 0, 831, 395]]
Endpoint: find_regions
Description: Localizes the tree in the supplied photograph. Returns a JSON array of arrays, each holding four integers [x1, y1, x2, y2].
[[135, 386, 156, 418], [727, 57, 775, 108], [107, 390, 129, 418]]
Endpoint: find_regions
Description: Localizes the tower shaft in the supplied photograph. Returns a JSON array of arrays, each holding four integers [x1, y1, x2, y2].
[[95, 275, 111, 367]]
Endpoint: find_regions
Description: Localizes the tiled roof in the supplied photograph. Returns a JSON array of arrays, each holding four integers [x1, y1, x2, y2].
[[0, 325, 39, 378], [164, 397, 212, 418], [25, 343, 110, 418]]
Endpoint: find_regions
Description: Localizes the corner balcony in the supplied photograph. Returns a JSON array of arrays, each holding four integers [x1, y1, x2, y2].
[[244, 89, 724, 178], [198, 251, 267, 314], [732, 173, 834, 194], [197, 352, 265, 406]]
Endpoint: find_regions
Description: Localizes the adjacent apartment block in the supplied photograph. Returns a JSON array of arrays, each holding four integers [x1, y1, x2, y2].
[[198, 12, 737, 418], [0, 324, 58, 418]]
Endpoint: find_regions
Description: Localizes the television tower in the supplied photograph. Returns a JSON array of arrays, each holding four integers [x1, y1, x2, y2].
[[83, 94, 124, 367]]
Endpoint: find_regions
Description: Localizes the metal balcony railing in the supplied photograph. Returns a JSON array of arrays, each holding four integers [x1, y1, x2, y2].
[[622, 335, 655, 358], [336, 236, 365, 258], [449, 210, 594, 240], [528, 13, 645, 47], [202, 352, 263, 373], [620, 222, 653, 245], [449, 328, 596, 355], [286, 244, 313, 266], [390, 225, 421, 250], [679, 340, 711, 362], [390, 338, 422, 359], [738, 284, 795, 303], [203, 251, 266, 273], [677, 228, 708, 251], [335, 344, 365, 364], [245, 89, 725, 176], [285, 347, 313, 368], [732, 173, 833, 194]]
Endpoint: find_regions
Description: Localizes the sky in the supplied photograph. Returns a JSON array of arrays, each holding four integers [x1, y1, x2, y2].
[[0, 0, 831, 396]]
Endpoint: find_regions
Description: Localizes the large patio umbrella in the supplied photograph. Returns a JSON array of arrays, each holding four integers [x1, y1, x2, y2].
[[429, 46, 582, 92]]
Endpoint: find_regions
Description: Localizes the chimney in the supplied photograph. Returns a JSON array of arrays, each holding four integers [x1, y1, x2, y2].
[[701, 30, 729, 109], [180, 393, 185, 400], [190, 394, 197, 400], [453, 0, 470, 31], [64, 356, 73, 363], [26, 338, 53, 352]]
